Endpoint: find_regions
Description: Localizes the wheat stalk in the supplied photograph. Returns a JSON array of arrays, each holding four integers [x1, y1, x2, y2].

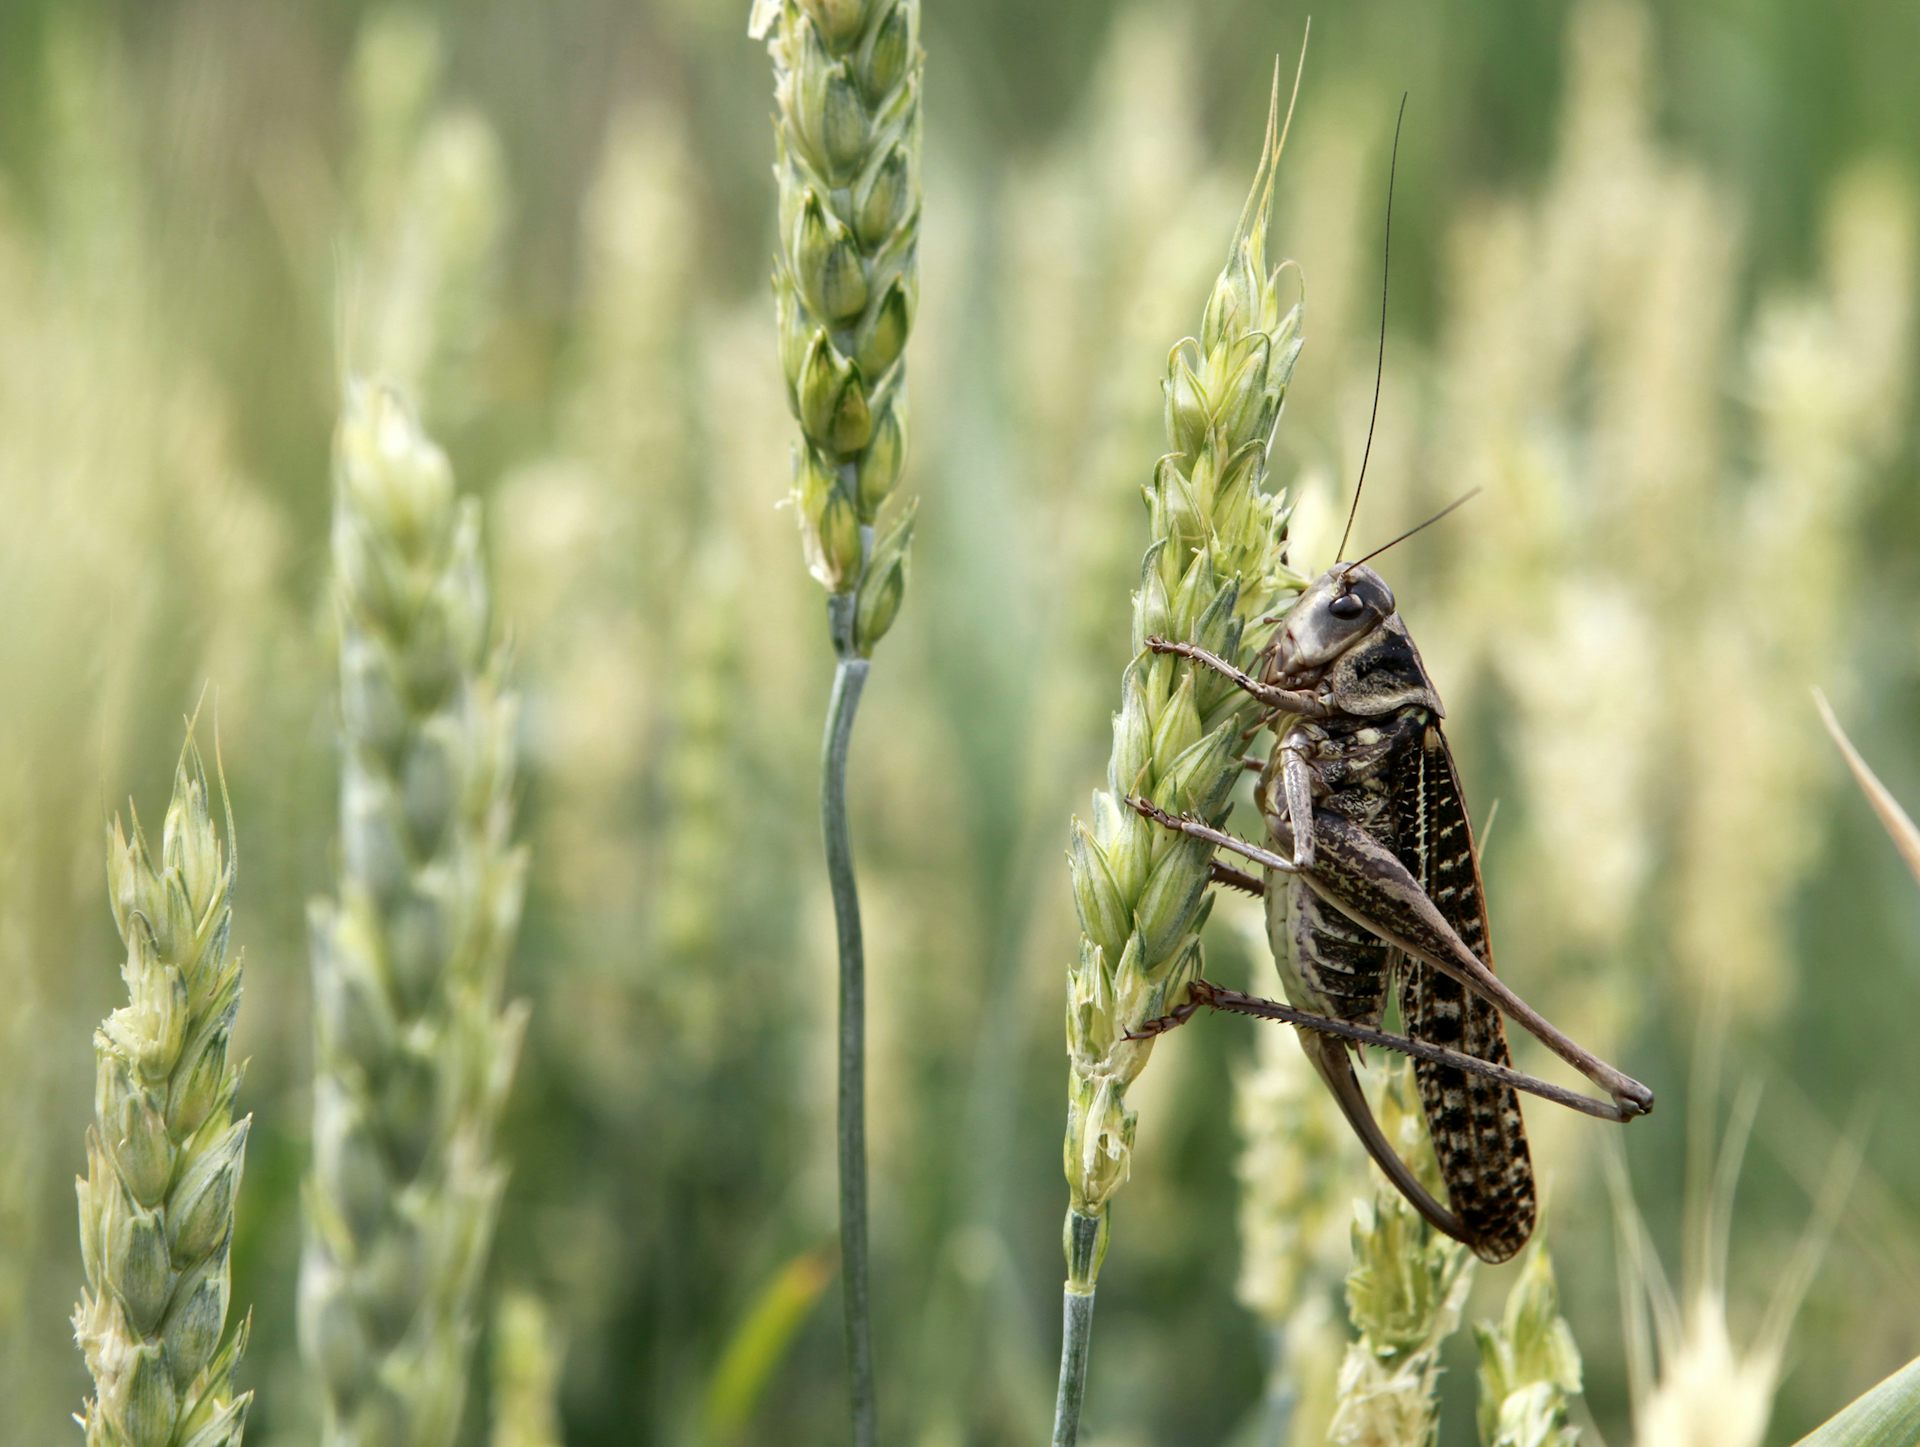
[[73, 728, 252, 1447], [1051, 55, 1307, 1446], [299, 381, 528, 1447], [751, 3, 923, 1441]]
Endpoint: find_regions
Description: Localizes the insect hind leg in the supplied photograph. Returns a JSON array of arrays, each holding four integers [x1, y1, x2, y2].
[[1302, 811, 1655, 1119], [1179, 980, 1644, 1122]]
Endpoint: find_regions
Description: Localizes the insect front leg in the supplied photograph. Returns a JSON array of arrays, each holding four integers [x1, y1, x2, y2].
[[1302, 812, 1654, 1119], [1143, 637, 1328, 717]]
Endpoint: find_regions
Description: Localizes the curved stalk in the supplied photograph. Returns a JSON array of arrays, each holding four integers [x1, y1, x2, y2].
[[823, 594, 876, 1445]]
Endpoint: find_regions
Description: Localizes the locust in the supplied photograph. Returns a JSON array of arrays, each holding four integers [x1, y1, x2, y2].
[[1126, 542, 1653, 1262], [1122, 100, 1652, 1265]]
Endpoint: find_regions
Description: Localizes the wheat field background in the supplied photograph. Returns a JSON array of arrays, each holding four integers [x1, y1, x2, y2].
[[1, 0, 1917, 1443]]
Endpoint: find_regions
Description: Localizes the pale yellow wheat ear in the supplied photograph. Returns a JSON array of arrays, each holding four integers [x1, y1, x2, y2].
[[74, 725, 253, 1446], [1814, 688, 1920, 885], [1607, 1078, 1862, 1447], [1052, 37, 1309, 1444], [300, 381, 528, 1446], [1233, 911, 1362, 1446], [490, 1290, 565, 1447]]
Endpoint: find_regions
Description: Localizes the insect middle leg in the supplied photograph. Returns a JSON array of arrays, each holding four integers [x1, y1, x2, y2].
[[1124, 796, 1297, 876]]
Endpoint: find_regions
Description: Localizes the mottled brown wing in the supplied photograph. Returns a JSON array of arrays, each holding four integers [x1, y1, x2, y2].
[[1395, 722, 1536, 1263]]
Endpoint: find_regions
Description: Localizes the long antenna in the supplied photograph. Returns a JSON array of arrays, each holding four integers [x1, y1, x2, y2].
[[1335, 92, 1409, 564], [1342, 487, 1481, 576]]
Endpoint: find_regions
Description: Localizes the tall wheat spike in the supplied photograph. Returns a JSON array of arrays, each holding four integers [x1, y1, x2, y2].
[[299, 381, 528, 1446], [751, 2, 924, 1440], [74, 729, 253, 1447], [1052, 56, 1307, 1445]]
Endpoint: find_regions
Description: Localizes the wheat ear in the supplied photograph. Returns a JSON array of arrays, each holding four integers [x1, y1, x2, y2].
[[1326, 1063, 1473, 1447], [751, 3, 923, 1442], [74, 728, 253, 1447], [1051, 56, 1307, 1447], [299, 381, 528, 1446]]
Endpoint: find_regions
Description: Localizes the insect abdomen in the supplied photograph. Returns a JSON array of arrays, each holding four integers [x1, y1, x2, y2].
[[1264, 803, 1392, 1024]]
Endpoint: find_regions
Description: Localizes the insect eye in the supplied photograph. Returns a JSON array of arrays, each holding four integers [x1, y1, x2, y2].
[[1329, 593, 1365, 620]]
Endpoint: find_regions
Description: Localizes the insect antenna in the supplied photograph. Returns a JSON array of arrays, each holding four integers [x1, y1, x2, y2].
[[1334, 92, 1409, 564], [1341, 487, 1482, 576]]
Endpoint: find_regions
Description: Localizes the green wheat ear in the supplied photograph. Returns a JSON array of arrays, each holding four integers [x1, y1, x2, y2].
[[1052, 47, 1308, 1447], [75, 727, 253, 1447], [1327, 1062, 1473, 1447], [751, 5, 925, 1441], [299, 380, 528, 1447], [1475, 1242, 1583, 1447], [754, 0, 922, 656]]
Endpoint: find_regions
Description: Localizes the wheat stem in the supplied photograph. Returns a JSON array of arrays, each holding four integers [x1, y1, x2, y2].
[[822, 650, 875, 1444]]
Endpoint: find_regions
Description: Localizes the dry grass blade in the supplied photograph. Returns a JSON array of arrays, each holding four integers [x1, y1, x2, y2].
[[1814, 688, 1920, 886]]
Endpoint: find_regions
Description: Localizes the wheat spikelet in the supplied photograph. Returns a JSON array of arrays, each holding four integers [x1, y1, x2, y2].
[[1475, 1246, 1584, 1447], [754, 0, 921, 654], [74, 729, 252, 1447], [1327, 1064, 1472, 1447], [299, 381, 528, 1447]]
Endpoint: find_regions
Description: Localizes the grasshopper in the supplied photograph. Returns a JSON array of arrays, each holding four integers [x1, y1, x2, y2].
[[1121, 99, 1650, 1263], [1126, 546, 1654, 1263]]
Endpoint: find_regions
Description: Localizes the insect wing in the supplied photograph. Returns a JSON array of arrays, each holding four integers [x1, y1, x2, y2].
[[1396, 724, 1536, 1263]]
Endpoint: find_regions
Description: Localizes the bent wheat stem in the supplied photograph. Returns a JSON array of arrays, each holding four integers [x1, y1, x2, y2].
[[822, 644, 873, 1428]]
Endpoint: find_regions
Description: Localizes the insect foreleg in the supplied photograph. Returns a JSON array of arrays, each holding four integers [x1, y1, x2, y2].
[[1282, 746, 1316, 870], [1143, 637, 1328, 717]]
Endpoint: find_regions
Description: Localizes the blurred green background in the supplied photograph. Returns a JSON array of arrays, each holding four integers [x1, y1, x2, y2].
[[1, 0, 1917, 1442]]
